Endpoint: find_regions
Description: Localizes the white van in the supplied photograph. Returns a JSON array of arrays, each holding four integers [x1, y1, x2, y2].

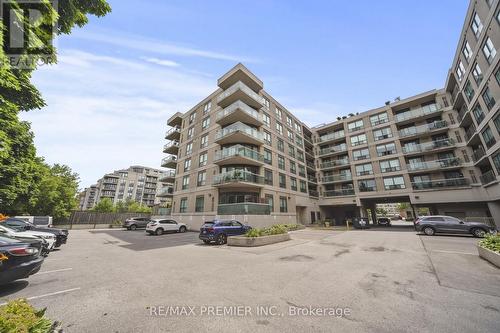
[[14, 216, 53, 228]]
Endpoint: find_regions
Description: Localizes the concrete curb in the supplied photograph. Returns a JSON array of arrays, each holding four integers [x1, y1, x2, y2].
[[227, 233, 291, 247], [477, 245, 500, 268]]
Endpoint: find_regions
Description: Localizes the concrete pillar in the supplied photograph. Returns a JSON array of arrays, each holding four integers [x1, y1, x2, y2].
[[487, 201, 500, 230], [370, 204, 377, 225]]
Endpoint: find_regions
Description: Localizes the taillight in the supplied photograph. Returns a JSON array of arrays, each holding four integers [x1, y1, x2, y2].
[[207, 227, 214, 232], [8, 247, 38, 256]]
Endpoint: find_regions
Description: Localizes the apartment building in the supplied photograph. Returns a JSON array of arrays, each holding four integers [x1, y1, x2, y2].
[[79, 165, 172, 210], [162, 0, 500, 229]]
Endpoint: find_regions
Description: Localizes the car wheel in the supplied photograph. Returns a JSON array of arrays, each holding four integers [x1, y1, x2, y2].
[[129, 224, 137, 231], [179, 226, 187, 233], [472, 228, 486, 238], [203, 240, 210, 244], [216, 234, 227, 245], [423, 226, 435, 236], [155, 228, 164, 236]]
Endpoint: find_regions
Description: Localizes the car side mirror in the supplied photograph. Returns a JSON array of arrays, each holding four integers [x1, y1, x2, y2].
[[24, 225, 31, 230], [459, 221, 464, 224]]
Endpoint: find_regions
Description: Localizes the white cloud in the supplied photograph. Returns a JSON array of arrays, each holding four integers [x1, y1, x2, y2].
[[141, 57, 180, 67]]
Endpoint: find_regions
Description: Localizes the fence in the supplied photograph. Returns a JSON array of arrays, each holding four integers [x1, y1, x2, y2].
[[60, 211, 151, 228], [464, 217, 497, 228]]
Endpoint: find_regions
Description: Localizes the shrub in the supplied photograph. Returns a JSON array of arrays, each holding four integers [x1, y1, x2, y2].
[[245, 224, 301, 237], [479, 234, 500, 253], [0, 299, 57, 333]]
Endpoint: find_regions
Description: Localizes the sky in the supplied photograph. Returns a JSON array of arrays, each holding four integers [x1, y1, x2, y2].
[[20, 0, 469, 188]]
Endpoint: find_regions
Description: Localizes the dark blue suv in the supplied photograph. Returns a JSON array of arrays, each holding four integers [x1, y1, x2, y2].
[[199, 220, 251, 245]]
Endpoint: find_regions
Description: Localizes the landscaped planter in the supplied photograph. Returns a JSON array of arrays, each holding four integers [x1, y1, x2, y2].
[[477, 245, 500, 268], [228, 233, 291, 247]]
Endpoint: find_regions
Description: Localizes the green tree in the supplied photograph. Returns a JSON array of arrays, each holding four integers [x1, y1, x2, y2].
[[376, 208, 388, 216], [91, 198, 114, 213]]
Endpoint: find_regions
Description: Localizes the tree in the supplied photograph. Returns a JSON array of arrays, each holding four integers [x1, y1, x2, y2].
[[376, 208, 388, 216], [91, 198, 114, 213], [397, 202, 409, 213]]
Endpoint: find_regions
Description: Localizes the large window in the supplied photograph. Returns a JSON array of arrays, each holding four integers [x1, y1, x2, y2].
[[264, 169, 273, 185], [195, 196, 204, 212], [203, 101, 211, 114], [197, 171, 206, 186], [300, 180, 307, 193], [201, 117, 210, 130], [279, 173, 286, 188], [347, 119, 364, 132], [288, 144, 295, 158], [355, 163, 373, 176], [482, 87, 496, 110], [376, 142, 396, 157], [380, 159, 401, 173], [265, 194, 274, 212], [462, 40, 472, 61], [350, 133, 367, 146], [279, 196, 288, 213], [264, 148, 272, 165], [373, 127, 393, 141], [482, 126, 496, 149], [179, 198, 188, 213], [277, 139, 284, 152], [358, 179, 376, 192], [278, 155, 285, 170], [383, 176, 406, 190], [182, 176, 190, 190], [494, 114, 500, 134], [492, 151, 500, 174], [186, 142, 193, 155], [464, 80, 475, 102], [264, 130, 272, 145], [456, 60, 465, 81], [263, 112, 271, 127], [291, 177, 297, 191], [200, 134, 208, 148], [276, 122, 283, 135], [472, 63, 483, 85], [483, 37, 497, 64], [471, 12, 483, 38], [472, 104, 485, 124], [370, 112, 388, 126], [290, 161, 296, 174], [198, 152, 207, 167], [353, 148, 370, 161], [275, 107, 282, 119], [184, 158, 191, 172]]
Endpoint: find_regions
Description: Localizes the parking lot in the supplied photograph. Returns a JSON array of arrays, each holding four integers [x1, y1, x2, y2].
[[0, 228, 499, 332]]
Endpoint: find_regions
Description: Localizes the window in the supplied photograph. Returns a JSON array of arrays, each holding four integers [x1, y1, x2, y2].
[[291, 177, 297, 191], [195, 196, 204, 212], [277, 139, 284, 152], [448, 113, 456, 125], [472, 104, 485, 124], [287, 130, 294, 142], [290, 161, 296, 174], [464, 80, 475, 102], [295, 134, 303, 146], [186, 142, 193, 155], [264, 130, 272, 145], [197, 171, 206, 186], [373, 127, 393, 141], [184, 158, 191, 171], [279, 173, 286, 188], [179, 197, 188, 213], [288, 144, 295, 158], [496, 68, 500, 86], [263, 97, 270, 109], [471, 12, 483, 38], [455, 130, 463, 143], [295, 122, 302, 133], [296, 150, 304, 162], [482, 87, 496, 110], [189, 112, 196, 124], [380, 159, 401, 173], [469, 169, 478, 183], [300, 180, 307, 193], [456, 60, 465, 81], [263, 112, 271, 126], [472, 63, 483, 85], [264, 169, 273, 185], [370, 112, 388, 126], [358, 179, 376, 192], [201, 117, 210, 130], [493, 152, 500, 174], [482, 126, 496, 149], [383, 176, 406, 190], [200, 134, 208, 148], [182, 176, 189, 190], [350, 133, 367, 146], [275, 107, 282, 119], [494, 114, 500, 134], [286, 115, 293, 127], [279, 196, 288, 213], [187, 127, 194, 139], [203, 101, 211, 114], [376, 142, 396, 157], [198, 152, 207, 167], [265, 194, 274, 212], [276, 122, 283, 135], [278, 155, 285, 170], [298, 165, 306, 177], [264, 148, 272, 165], [355, 163, 373, 176], [483, 37, 497, 64], [463, 40, 472, 61], [353, 148, 370, 161], [347, 119, 364, 132]]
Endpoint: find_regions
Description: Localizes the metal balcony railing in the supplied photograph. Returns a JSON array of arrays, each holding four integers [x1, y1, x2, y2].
[[214, 145, 264, 163], [213, 170, 264, 186], [480, 170, 497, 184], [411, 177, 469, 190]]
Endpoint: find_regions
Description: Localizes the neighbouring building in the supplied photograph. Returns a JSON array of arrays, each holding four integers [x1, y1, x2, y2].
[[161, 0, 500, 229], [79, 165, 173, 210]]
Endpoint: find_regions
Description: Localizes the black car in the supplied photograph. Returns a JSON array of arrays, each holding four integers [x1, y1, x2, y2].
[[1, 218, 69, 248], [0, 235, 45, 285], [377, 217, 392, 226], [415, 215, 497, 237]]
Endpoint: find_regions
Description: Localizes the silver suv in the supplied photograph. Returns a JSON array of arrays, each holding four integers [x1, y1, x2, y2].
[[123, 217, 151, 230], [415, 215, 496, 237]]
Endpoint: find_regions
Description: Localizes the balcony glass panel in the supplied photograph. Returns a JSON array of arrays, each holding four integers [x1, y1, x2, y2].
[[213, 170, 264, 185], [214, 145, 264, 162], [394, 103, 440, 122], [215, 122, 263, 141], [216, 100, 261, 122], [217, 203, 270, 215], [411, 177, 469, 190]]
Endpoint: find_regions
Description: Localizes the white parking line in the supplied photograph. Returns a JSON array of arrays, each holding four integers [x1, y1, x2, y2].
[[36, 268, 73, 275], [0, 288, 81, 306]]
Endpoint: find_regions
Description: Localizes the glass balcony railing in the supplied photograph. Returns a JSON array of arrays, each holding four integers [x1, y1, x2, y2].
[[318, 144, 348, 156], [309, 190, 319, 197], [407, 157, 461, 172], [214, 145, 264, 163], [411, 177, 469, 190], [215, 122, 263, 142], [465, 125, 477, 142], [163, 141, 179, 151], [324, 189, 355, 197], [165, 127, 180, 139], [398, 120, 448, 138], [480, 170, 497, 184], [472, 147, 486, 162], [322, 174, 352, 182], [318, 130, 345, 143], [217, 203, 270, 215], [215, 100, 261, 123], [157, 186, 174, 196], [213, 170, 264, 186], [320, 159, 349, 169], [161, 156, 177, 166], [159, 170, 176, 182], [216, 81, 264, 106], [394, 103, 441, 122], [402, 138, 455, 154]]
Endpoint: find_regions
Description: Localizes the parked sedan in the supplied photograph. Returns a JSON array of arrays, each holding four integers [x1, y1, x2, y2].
[[377, 217, 392, 226], [146, 219, 187, 235], [199, 220, 252, 245], [0, 224, 56, 250], [1, 218, 68, 247], [123, 217, 151, 230], [0, 235, 45, 285], [415, 215, 496, 237]]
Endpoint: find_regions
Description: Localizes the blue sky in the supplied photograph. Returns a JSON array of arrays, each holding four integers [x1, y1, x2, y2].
[[21, 0, 469, 188]]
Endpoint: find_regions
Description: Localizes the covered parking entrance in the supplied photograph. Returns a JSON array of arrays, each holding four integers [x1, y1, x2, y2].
[[359, 196, 416, 229]]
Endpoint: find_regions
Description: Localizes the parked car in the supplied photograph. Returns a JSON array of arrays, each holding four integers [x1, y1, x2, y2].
[[199, 220, 252, 245], [14, 216, 53, 228], [0, 235, 45, 285], [123, 217, 151, 230], [0, 224, 56, 250], [390, 215, 403, 221], [377, 217, 392, 226], [1, 218, 68, 248], [415, 215, 496, 237], [146, 219, 187, 235]]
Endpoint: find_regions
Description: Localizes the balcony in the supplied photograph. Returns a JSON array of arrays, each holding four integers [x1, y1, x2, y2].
[[411, 177, 470, 190], [398, 120, 448, 138], [309, 190, 319, 197], [407, 157, 462, 172], [318, 144, 348, 156], [217, 203, 270, 215], [215, 100, 262, 127], [306, 161, 316, 170], [163, 141, 179, 154], [320, 159, 350, 169], [157, 186, 174, 197], [324, 189, 355, 197], [318, 130, 345, 143], [161, 155, 177, 168], [212, 170, 265, 188], [216, 81, 265, 109], [159, 170, 176, 183], [217, 63, 263, 93], [165, 127, 181, 140], [480, 170, 497, 185], [322, 174, 352, 183], [472, 147, 486, 163], [167, 112, 183, 127], [215, 122, 263, 146], [394, 103, 442, 123], [214, 145, 264, 166], [402, 138, 455, 155], [465, 124, 477, 142]]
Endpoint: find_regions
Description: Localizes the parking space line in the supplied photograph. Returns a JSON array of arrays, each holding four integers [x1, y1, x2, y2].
[[36, 268, 73, 275], [0, 288, 81, 306]]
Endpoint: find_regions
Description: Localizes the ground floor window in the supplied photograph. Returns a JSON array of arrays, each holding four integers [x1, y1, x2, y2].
[[195, 196, 204, 212], [279, 196, 288, 213], [265, 194, 274, 212], [179, 197, 188, 213]]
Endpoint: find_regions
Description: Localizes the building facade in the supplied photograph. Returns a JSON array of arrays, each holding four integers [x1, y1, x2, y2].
[[162, 0, 500, 229], [79, 165, 173, 210]]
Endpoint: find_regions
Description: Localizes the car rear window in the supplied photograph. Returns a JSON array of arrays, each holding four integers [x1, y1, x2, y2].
[[202, 222, 215, 227]]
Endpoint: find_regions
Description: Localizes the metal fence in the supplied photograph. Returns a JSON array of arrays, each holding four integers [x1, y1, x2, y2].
[[60, 211, 151, 227], [464, 217, 496, 228]]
